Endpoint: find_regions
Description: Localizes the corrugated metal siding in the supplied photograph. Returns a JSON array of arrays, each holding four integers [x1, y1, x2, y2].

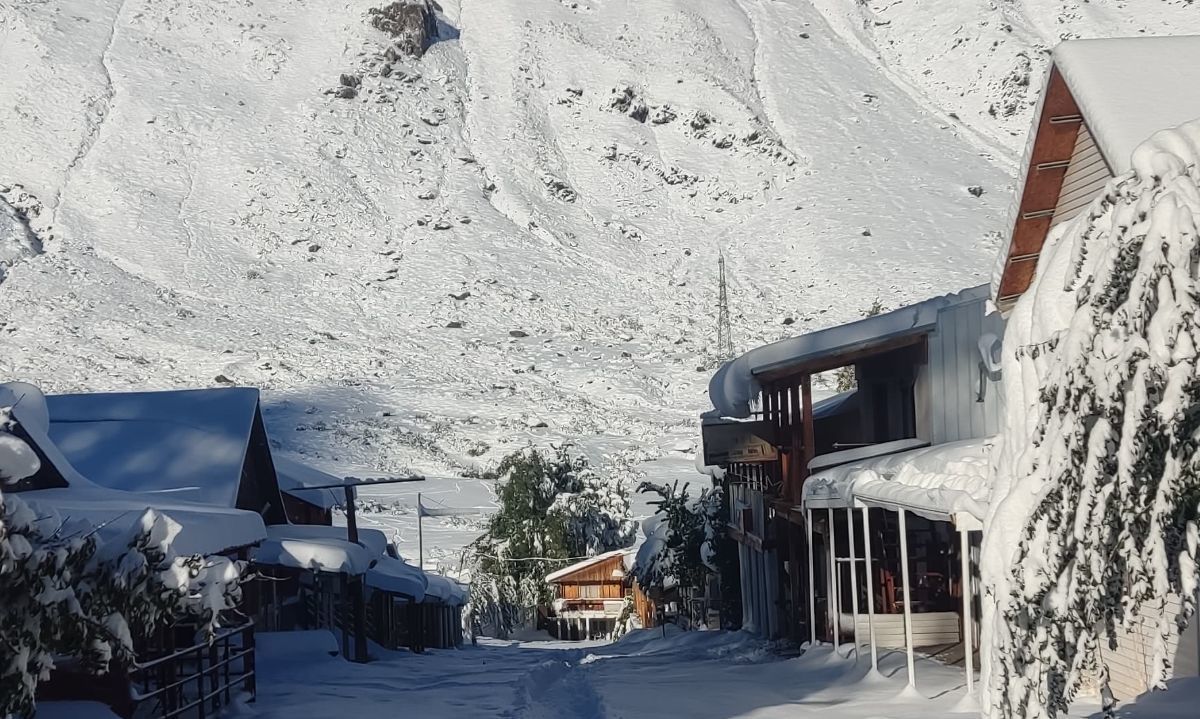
[[924, 293, 1005, 445], [1052, 124, 1112, 227], [1100, 596, 1183, 701]]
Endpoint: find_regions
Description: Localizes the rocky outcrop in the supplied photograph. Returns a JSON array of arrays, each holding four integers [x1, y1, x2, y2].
[[369, 0, 439, 58]]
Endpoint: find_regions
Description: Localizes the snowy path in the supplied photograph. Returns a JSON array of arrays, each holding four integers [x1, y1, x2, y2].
[[251, 629, 1172, 719]]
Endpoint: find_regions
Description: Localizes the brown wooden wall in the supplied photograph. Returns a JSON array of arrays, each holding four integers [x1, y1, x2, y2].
[[551, 554, 627, 599]]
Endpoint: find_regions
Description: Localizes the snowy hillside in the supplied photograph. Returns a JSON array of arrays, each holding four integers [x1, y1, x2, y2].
[[2, 0, 1198, 565]]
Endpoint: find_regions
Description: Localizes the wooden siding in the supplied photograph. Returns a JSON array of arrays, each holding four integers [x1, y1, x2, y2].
[[917, 290, 1004, 445], [1099, 596, 1184, 701], [549, 554, 627, 586], [1052, 123, 1112, 227], [852, 611, 961, 649], [997, 65, 1083, 307], [559, 582, 625, 600]]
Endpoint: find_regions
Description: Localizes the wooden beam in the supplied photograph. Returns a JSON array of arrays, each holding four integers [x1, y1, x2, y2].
[[754, 332, 928, 383], [800, 374, 815, 503]]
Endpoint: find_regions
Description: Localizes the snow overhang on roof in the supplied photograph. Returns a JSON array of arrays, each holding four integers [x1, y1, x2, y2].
[[423, 573, 468, 605], [273, 455, 343, 510], [366, 556, 427, 601], [801, 438, 994, 524], [705, 286, 989, 419], [251, 524, 387, 575], [46, 387, 262, 507], [545, 548, 633, 583], [1054, 35, 1200, 177], [1, 382, 267, 555]]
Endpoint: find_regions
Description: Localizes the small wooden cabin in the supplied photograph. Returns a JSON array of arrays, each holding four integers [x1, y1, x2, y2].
[[545, 549, 651, 640]]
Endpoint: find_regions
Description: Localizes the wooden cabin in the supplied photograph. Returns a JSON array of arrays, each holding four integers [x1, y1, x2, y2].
[[544, 549, 651, 640]]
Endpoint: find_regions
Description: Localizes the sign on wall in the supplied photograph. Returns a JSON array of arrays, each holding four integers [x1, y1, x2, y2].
[[702, 420, 778, 466]]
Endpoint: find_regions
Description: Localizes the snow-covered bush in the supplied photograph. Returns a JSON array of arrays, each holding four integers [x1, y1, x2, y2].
[[982, 120, 1200, 718], [633, 480, 738, 626], [0, 407, 244, 718], [464, 448, 635, 638]]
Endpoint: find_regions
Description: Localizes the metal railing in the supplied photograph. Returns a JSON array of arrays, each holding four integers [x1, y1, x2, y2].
[[129, 621, 256, 719]]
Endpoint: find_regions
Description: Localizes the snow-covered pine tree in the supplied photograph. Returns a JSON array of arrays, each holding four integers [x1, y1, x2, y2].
[[984, 120, 1200, 719], [463, 447, 635, 638], [0, 406, 245, 718]]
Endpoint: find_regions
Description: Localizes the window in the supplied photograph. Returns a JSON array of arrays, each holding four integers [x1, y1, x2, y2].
[[579, 584, 601, 599]]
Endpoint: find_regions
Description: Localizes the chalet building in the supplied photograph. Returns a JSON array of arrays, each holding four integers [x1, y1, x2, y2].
[[702, 284, 1003, 696], [991, 35, 1200, 701], [1, 382, 263, 718], [702, 34, 1200, 705], [544, 549, 653, 639]]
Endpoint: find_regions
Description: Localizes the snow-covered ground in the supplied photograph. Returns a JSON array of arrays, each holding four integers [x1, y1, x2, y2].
[[5, 0, 1200, 568], [236, 627, 1200, 719]]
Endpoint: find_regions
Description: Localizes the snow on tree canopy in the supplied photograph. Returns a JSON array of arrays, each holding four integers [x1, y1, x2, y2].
[[981, 118, 1200, 718]]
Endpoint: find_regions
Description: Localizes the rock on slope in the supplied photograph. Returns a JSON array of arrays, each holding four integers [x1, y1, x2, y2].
[[0, 0, 1197, 494]]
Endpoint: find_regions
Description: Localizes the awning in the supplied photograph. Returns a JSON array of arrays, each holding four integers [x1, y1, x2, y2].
[[801, 438, 993, 524]]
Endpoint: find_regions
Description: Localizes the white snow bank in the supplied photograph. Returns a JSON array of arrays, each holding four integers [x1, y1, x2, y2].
[[366, 555, 427, 601], [706, 286, 988, 418], [33, 702, 121, 719], [251, 524, 377, 575], [804, 438, 993, 522], [423, 572, 467, 605], [256, 630, 340, 662], [2, 382, 267, 555], [265, 523, 389, 559], [273, 455, 342, 510], [1055, 36, 1200, 175], [46, 387, 262, 507]]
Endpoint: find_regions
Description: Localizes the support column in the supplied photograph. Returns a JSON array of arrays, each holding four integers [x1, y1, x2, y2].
[[846, 507, 861, 662], [960, 528, 974, 695], [898, 509, 916, 688], [827, 508, 840, 654], [861, 506, 879, 672], [800, 376, 815, 503], [806, 508, 817, 647]]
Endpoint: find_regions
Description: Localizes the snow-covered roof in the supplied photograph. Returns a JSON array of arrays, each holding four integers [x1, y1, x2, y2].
[[707, 286, 989, 418], [365, 555, 427, 601], [1054, 36, 1200, 175], [265, 523, 390, 558], [46, 387, 262, 507], [273, 455, 343, 510], [807, 438, 930, 473], [251, 524, 380, 575], [2, 382, 267, 555], [802, 438, 993, 522], [423, 573, 468, 605], [545, 548, 633, 583]]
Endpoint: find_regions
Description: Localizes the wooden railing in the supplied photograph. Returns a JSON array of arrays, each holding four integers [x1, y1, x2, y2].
[[129, 621, 255, 719]]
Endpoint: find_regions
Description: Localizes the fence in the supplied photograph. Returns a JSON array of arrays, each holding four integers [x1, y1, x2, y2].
[[129, 621, 255, 719]]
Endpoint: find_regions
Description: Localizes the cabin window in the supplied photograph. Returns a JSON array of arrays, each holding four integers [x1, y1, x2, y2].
[[579, 584, 601, 599], [2, 422, 69, 492]]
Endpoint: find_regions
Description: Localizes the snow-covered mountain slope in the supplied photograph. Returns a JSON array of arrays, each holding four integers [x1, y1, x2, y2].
[[2, 0, 1198, 559]]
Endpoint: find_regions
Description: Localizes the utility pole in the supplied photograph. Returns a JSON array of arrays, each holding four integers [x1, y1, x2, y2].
[[417, 492, 424, 571], [717, 250, 733, 360]]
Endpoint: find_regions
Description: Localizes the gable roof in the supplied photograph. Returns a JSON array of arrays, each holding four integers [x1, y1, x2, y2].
[[993, 35, 1200, 309], [1056, 36, 1200, 176], [545, 548, 633, 583], [46, 388, 263, 507], [706, 285, 988, 418]]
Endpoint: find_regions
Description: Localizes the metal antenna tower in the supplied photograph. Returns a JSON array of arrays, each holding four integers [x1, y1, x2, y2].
[[717, 250, 733, 359]]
